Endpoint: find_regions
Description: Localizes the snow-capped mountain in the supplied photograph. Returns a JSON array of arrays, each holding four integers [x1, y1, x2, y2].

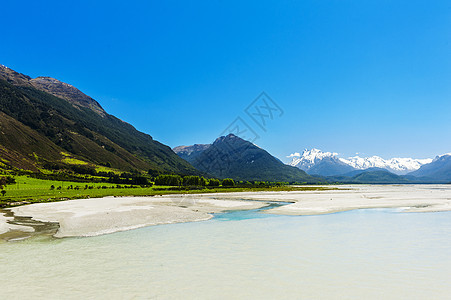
[[287, 149, 338, 171], [341, 156, 432, 174], [288, 149, 433, 176]]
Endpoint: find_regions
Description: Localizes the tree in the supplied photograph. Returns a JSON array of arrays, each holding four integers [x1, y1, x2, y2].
[[0, 177, 6, 196], [148, 169, 161, 177], [5, 177, 15, 184], [0, 177, 6, 189], [131, 176, 150, 186], [155, 175, 182, 186], [208, 178, 220, 187], [222, 178, 235, 186], [182, 176, 208, 186], [183, 176, 200, 186]]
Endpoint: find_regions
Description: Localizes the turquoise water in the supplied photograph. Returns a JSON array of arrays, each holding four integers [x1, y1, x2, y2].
[[213, 202, 289, 221], [1, 208, 450, 299]]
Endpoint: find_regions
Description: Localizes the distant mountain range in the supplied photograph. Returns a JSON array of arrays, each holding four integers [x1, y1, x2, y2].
[[174, 134, 319, 183], [173, 141, 451, 183], [288, 149, 432, 175], [0, 64, 198, 176], [288, 149, 451, 183]]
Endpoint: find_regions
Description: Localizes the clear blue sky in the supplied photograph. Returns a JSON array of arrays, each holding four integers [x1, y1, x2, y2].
[[2, 0, 450, 160]]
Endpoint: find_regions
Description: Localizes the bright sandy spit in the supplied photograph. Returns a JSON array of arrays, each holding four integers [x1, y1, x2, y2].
[[1, 185, 451, 238]]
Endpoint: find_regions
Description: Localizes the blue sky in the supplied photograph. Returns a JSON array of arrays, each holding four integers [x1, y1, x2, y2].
[[1, 0, 450, 160]]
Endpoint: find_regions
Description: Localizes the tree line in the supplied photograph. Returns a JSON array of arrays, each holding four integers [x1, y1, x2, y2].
[[153, 175, 288, 188]]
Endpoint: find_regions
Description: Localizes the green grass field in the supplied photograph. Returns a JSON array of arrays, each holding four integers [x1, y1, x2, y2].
[[0, 176, 335, 207]]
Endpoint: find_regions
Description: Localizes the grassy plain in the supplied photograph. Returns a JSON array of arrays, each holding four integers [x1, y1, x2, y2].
[[0, 176, 334, 207]]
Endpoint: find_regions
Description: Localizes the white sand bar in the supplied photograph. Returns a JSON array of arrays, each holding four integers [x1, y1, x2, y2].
[[3, 185, 451, 238], [8, 195, 267, 238], [214, 185, 451, 215]]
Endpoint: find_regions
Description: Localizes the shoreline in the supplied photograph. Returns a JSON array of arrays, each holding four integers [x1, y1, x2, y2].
[[0, 184, 334, 208], [7, 194, 270, 238], [1, 184, 451, 239]]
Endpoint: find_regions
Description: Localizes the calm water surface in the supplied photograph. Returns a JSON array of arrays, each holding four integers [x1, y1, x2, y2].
[[1, 205, 450, 299]]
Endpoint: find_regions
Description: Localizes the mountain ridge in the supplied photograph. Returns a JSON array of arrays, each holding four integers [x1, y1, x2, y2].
[[0, 65, 198, 176], [174, 134, 319, 183], [0, 65, 105, 116], [408, 154, 451, 183]]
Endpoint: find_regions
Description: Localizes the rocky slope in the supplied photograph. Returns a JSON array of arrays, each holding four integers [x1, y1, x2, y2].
[[173, 144, 211, 163]]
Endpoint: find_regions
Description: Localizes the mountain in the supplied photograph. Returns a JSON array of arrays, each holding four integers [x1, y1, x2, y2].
[[326, 169, 411, 184], [288, 149, 432, 176], [0, 64, 198, 175], [172, 144, 210, 164], [174, 134, 319, 183], [287, 149, 355, 176], [341, 156, 432, 175], [305, 157, 356, 177], [29, 76, 106, 116], [408, 154, 451, 183], [338, 167, 389, 178], [350, 170, 410, 184]]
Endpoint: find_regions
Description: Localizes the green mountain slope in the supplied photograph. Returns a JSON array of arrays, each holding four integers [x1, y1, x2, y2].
[[351, 170, 410, 183], [326, 169, 411, 184], [0, 65, 198, 175], [174, 134, 319, 183], [0, 111, 64, 171]]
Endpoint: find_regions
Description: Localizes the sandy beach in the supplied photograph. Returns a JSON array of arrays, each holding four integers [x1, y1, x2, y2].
[[2, 185, 451, 238]]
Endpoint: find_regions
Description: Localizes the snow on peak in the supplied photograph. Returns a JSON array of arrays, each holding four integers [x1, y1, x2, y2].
[[433, 153, 451, 162], [288, 148, 433, 175], [287, 148, 339, 170], [301, 148, 338, 160], [341, 156, 432, 173]]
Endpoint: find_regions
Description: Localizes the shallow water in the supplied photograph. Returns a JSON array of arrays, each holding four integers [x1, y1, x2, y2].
[[1, 206, 450, 299]]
